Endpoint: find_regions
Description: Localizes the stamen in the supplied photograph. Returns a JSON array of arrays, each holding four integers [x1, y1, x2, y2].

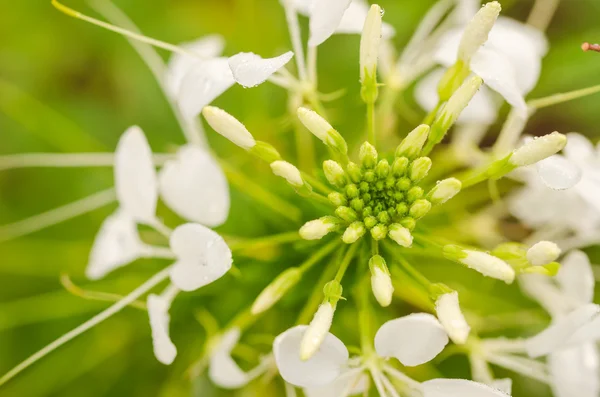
[[582, 42, 600, 52], [51, 0, 198, 58]]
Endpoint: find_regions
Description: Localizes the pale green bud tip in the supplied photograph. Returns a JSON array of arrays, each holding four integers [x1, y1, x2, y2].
[[409, 157, 432, 182], [444, 245, 515, 283], [409, 199, 432, 219], [429, 178, 462, 205], [300, 302, 335, 360], [458, 1, 502, 63], [442, 76, 483, 123], [360, 4, 383, 82], [270, 161, 303, 187], [299, 216, 339, 240], [359, 141, 379, 168], [526, 241, 561, 266], [251, 268, 302, 315], [435, 291, 471, 344], [370, 224, 388, 240], [510, 132, 567, 167], [388, 223, 413, 247], [202, 106, 256, 149], [250, 141, 281, 163], [323, 160, 347, 187], [396, 125, 430, 159], [323, 280, 343, 302], [297, 107, 347, 154], [342, 221, 366, 244]]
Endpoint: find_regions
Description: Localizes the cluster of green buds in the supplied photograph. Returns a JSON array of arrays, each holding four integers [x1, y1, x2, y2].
[[299, 123, 462, 248]]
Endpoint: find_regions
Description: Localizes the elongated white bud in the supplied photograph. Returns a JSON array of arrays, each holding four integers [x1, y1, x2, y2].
[[443, 245, 515, 283], [271, 161, 303, 187], [323, 160, 347, 187], [202, 106, 256, 149], [342, 221, 366, 244], [300, 303, 335, 360], [251, 268, 303, 315], [388, 224, 413, 247], [369, 255, 393, 307], [396, 125, 430, 159], [428, 178, 462, 205], [510, 132, 567, 167], [527, 241, 561, 266], [435, 291, 471, 344], [297, 107, 348, 154], [458, 1, 502, 63], [299, 216, 340, 240], [360, 4, 383, 83]]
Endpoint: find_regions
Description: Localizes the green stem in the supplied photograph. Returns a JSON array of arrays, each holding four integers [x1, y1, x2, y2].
[[395, 256, 432, 292], [527, 84, 600, 109], [334, 242, 360, 282], [356, 276, 375, 355], [367, 101, 376, 147], [227, 231, 302, 251], [423, 100, 443, 125], [301, 172, 332, 195], [309, 191, 335, 207], [298, 239, 343, 273]]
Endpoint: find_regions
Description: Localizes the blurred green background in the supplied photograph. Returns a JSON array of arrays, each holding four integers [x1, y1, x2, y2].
[[1, 0, 600, 396]]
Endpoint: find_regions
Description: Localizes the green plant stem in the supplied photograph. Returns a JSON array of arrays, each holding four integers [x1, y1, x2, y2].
[[334, 242, 360, 282], [298, 239, 342, 273], [302, 172, 333, 195], [227, 231, 302, 251], [356, 277, 375, 355], [367, 101, 376, 147], [527, 84, 600, 109], [423, 100, 443, 125]]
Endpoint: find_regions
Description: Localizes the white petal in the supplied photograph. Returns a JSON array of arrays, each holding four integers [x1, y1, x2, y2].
[[565, 314, 600, 346], [536, 155, 582, 190], [273, 325, 349, 388], [158, 145, 229, 227], [491, 379, 512, 395], [335, 0, 395, 38], [549, 344, 600, 397], [423, 379, 510, 397], [374, 313, 449, 366], [86, 210, 143, 280], [229, 51, 294, 88], [525, 303, 600, 358], [415, 69, 498, 125], [168, 223, 232, 291], [209, 328, 250, 389], [114, 126, 158, 223], [304, 369, 368, 397], [165, 35, 225, 98], [564, 132, 596, 161], [147, 294, 177, 365], [556, 250, 595, 305], [470, 48, 527, 115], [178, 58, 235, 119], [519, 274, 572, 317], [287, 0, 314, 15], [308, 0, 353, 47]]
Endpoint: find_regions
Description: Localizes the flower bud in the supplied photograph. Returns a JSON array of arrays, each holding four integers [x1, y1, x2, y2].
[[396, 125, 430, 159], [360, 4, 383, 103], [323, 160, 347, 187], [270, 161, 303, 187], [388, 224, 413, 247], [299, 216, 340, 240], [392, 157, 409, 176], [510, 132, 567, 167], [435, 291, 471, 344], [328, 192, 347, 207], [202, 106, 256, 149], [375, 159, 391, 179], [297, 107, 348, 155], [406, 186, 424, 203], [346, 162, 363, 183], [369, 255, 394, 307], [400, 217, 416, 230], [458, 1, 502, 64], [370, 223, 388, 240], [342, 221, 366, 244], [526, 241, 561, 266], [359, 142, 378, 168], [251, 268, 303, 315], [443, 245, 515, 283], [429, 77, 483, 149], [428, 178, 462, 205], [249, 141, 281, 162], [409, 157, 432, 182], [409, 199, 431, 219], [335, 206, 358, 223], [300, 303, 335, 360]]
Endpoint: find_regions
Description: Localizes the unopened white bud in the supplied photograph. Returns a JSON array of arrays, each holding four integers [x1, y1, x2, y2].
[[458, 1, 501, 64], [342, 221, 366, 244], [527, 241, 561, 266], [300, 303, 335, 360], [299, 216, 339, 240], [323, 160, 347, 187], [297, 107, 348, 154], [202, 106, 256, 149], [388, 224, 413, 247], [435, 291, 471, 344], [271, 161, 303, 187], [251, 268, 303, 315], [371, 265, 393, 307], [360, 4, 383, 83], [443, 245, 515, 283], [428, 178, 462, 205], [510, 132, 567, 167]]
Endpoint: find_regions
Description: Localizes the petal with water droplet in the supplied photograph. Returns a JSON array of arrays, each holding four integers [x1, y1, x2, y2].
[[228, 51, 294, 88]]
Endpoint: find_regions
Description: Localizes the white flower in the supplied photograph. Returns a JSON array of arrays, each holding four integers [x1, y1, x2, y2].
[[374, 313, 449, 367], [303, 369, 368, 397], [86, 210, 145, 280], [435, 291, 471, 345], [509, 133, 600, 239], [114, 126, 159, 223], [422, 378, 511, 397], [228, 51, 294, 88], [416, 17, 548, 124], [147, 293, 177, 365], [158, 145, 229, 227], [273, 325, 349, 388], [168, 223, 233, 291]]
